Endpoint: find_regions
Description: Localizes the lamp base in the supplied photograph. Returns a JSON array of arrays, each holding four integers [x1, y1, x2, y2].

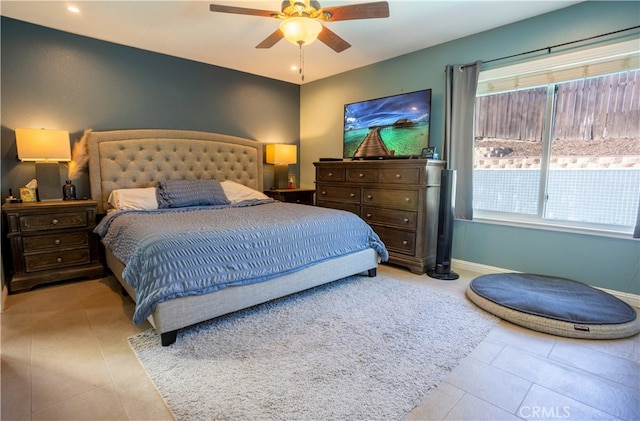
[[35, 162, 62, 201], [274, 164, 289, 189]]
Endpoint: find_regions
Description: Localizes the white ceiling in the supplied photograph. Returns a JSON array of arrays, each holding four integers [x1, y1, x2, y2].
[[1, 0, 581, 85]]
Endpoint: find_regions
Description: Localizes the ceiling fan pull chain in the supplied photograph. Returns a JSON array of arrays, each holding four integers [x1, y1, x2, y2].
[[298, 41, 305, 82]]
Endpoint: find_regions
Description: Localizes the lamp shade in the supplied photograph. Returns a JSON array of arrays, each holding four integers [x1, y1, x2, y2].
[[279, 17, 322, 46], [266, 144, 297, 164], [15, 128, 71, 162]]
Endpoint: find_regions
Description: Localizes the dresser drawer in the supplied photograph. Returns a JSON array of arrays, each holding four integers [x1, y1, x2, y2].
[[317, 168, 346, 182], [20, 211, 88, 232], [23, 231, 89, 253], [380, 168, 421, 184], [373, 226, 416, 255], [317, 185, 360, 203], [362, 188, 419, 211], [24, 249, 91, 272], [317, 200, 360, 215], [346, 168, 379, 183], [362, 206, 418, 230]]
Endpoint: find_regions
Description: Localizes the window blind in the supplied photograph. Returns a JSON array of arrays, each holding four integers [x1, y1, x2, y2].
[[477, 38, 640, 95]]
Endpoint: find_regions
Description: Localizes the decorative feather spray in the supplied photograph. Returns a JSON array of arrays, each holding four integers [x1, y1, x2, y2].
[[67, 129, 92, 180]]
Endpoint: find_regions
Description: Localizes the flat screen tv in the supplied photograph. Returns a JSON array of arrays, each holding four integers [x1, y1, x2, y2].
[[343, 89, 432, 159]]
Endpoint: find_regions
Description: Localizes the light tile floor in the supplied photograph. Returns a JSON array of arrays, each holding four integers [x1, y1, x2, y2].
[[1, 264, 638, 420]]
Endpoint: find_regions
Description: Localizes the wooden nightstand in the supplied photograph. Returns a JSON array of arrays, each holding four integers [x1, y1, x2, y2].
[[1, 200, 104, 292], [264, 189, 315, 205]]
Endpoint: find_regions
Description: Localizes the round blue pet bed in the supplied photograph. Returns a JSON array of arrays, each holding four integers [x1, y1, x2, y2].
[[466, 273, 640, 339]]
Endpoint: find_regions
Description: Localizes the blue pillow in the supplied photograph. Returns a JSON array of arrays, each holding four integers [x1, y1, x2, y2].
[[156, 179, 230, 208]]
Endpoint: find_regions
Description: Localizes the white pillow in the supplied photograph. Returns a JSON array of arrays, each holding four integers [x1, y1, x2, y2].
[[221, 180, 269, 203], [108, 187, 158, 210]]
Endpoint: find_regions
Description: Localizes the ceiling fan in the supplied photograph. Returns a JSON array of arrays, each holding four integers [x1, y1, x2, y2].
[[209, 1, 390, 53]]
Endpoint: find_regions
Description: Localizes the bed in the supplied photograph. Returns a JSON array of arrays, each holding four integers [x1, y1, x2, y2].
[[88, 129, 387, 346]]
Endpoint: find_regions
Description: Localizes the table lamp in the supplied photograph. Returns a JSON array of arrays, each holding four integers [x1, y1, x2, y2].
[[15, 128, 71, 201], [266, 144, 297, 189]]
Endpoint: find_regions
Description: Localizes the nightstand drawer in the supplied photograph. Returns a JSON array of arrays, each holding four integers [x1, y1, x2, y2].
[[263, 189, 315, 205], [24, 249, 91, 272], [20, 212, 88, 232], [23, 231, 90, 253]]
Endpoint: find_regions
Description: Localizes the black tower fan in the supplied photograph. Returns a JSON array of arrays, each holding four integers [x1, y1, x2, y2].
[[427, 168, 459, 280]]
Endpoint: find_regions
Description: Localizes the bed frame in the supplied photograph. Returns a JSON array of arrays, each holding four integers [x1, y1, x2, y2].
[[87, 129, 379, 345]]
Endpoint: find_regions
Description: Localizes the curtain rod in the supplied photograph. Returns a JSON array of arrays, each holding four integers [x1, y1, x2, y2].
[[479, 25, 640, 66]]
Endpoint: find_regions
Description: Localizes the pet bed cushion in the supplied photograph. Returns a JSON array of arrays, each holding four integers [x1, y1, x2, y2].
[[466, 273, 639, 339]]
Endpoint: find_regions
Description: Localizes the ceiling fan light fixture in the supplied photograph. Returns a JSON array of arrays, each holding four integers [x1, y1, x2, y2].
[[279, 17, 322, 46]]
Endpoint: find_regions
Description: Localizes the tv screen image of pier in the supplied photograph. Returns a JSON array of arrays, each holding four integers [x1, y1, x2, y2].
[[343, 89, 431, 158]]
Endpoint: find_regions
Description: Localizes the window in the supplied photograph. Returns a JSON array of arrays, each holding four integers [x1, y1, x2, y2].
[[473, 39, 640, 234]]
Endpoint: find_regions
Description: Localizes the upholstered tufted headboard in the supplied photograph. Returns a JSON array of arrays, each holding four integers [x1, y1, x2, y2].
[[87, 129, 264, 214]]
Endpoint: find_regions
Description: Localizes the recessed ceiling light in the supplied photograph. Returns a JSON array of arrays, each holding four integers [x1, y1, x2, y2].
[[290, 65, 298, 71], [67, 6, 80, 14]]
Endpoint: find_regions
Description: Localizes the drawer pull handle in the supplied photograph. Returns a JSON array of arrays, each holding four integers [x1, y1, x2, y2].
[[405, 197, 410, 202], [395, 174, 401, 179], [350, 193, 355, 198], [359, 173, 364, 178], [367, 195, 372, 199], [56, 257, 63, 263], [402, 240, 408, 246], [52, 219, 59, 225], [328, 172, 333, 177], [54, 239, 61, 245], [321, 191, 327, 196], [403, 218, 409, 223], [366, 213, 372, 218]]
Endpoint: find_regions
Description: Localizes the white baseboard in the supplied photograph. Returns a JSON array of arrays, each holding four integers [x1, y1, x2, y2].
[[596, 288, 640, 309], [452, 259, 515, 275], [452, 259, 640, 309]]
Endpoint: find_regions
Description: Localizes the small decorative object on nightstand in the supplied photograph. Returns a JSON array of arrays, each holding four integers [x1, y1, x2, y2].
[[1, 200, 104, 292], [264, 188, 315, 205], [62, 180, 77, 200]]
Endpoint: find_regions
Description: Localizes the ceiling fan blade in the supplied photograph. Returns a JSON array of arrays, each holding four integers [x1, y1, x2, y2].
[[317, 26, 351, 53], [321, 1, 389, 21], [256, 29, 284, 49], [209, 4, 276, 18]]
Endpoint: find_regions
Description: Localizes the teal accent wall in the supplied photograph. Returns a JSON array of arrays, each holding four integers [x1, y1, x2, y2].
[[300, 1, 640, 294], [1, 17, 300, 199]]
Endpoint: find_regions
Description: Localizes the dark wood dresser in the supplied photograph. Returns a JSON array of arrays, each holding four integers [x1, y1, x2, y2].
[[314, 159, 445, 274], [2, 200, 104, 292]]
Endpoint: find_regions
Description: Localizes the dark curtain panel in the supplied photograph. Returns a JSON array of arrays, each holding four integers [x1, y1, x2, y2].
[[634, 194, 639, 238], [444, 61, 481, 220]]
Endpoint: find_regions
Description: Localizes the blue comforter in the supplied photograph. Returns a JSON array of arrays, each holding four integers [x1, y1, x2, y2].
[[94, 201, 388, 324]]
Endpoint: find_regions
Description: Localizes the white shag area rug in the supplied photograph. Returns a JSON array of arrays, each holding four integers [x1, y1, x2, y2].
[[129, 275, 497, 421]]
